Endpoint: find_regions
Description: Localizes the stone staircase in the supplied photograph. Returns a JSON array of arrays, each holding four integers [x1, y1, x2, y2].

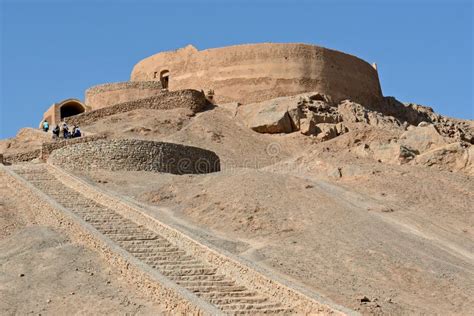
[[10, 164, 296, 315]]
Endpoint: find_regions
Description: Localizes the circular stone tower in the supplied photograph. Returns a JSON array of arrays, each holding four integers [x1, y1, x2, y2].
[[131, 43, 383, 106]]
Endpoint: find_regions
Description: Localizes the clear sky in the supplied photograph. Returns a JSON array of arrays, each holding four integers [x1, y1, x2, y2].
[[1, 0, 472, 138]]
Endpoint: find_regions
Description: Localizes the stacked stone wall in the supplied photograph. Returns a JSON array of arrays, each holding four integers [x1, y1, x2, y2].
[[66, 89, 208, 127], [1, 135, 106, 164], [48, 139, 220, 175], [41, 135, 107, 160]]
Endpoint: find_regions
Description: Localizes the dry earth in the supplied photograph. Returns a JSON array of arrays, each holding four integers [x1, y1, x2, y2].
[[1, 98, 473, 315], [0, 176, 164, 315], [60, 105, 473, 315]]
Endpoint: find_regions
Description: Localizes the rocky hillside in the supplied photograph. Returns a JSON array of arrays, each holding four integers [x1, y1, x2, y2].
[[1, 92, 473, 315], [235, 93, 473, 174]]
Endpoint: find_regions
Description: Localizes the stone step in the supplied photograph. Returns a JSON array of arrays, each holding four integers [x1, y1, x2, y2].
[[56, 198, 94, 204], [60, 201, 94, 209], [88, 216, 137, 223], [143, 259, 201, 266], [127, 245, 181, 253], [100, 228, 155, 235], [90, 218, 138, 225], [219, 302, 285, 311], [168, 274, 226, 282], [93, 224, 144, 232], [83, 215, 127, 222], [73, 209, 117, 215], [107, 234, 162, 242], [208, 296, 269, 305], [161, 267, 217, 276], [230, 307, 292, 314], [132, 249, 188, 257], [14, 170, 48, 175], [185, 284, 248, 294], [58, 199, 97, 205], [197, 291, 258, 299], [176, 280, 236, 288], [25, 177, 56, 181], [152, 264, 212, 272], [116, 238, 171, 246], [120, 243, 177, 252], [133, 253, 193, 261]]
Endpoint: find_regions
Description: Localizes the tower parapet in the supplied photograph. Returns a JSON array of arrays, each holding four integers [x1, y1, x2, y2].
[[131, 43, 383, 106]]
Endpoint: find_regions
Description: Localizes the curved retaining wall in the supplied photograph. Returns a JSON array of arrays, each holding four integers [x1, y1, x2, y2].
[[131, 43, 383, 106], [85, 81, 163, 110], [66, 89, 208, 127], [48, 139, 220, 175]]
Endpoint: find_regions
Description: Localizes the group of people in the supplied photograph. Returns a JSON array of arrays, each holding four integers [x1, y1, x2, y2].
[[41, 120, 82, 139]]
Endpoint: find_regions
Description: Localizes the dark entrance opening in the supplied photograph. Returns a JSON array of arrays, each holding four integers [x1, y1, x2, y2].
[[60, 102, 85, 120], [160, 70, 169, 90]]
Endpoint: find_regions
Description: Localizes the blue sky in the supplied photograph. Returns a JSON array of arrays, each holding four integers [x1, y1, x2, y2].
[[1, 0, 472, 138]]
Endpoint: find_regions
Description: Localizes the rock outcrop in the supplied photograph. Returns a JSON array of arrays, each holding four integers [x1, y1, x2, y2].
[[399, 124, 449, 154], [414, 142, 473, 174], [238, 92, 398, 141]]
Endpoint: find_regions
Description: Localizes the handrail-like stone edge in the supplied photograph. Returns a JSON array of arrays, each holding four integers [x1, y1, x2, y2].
[[46, 162, 356, 315], [0, 164, 223, 316]]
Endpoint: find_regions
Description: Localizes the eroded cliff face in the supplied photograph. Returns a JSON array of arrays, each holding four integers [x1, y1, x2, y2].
[[130, 43, 383, 106]]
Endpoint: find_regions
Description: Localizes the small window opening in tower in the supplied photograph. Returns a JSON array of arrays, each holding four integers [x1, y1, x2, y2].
[[160, 70, 170, 90]]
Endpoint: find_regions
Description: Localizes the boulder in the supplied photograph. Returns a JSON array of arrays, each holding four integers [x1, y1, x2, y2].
[[307, 100, 332, 113], [335, 122, 349, 135], [311, 113, 342, 124], [300, 116, 316, 135], [237, 99, 294, 134], [400, 124, 448, 153], [369, 141, 417, 164], [367, 112, 401, 129], [219, 102, 241, 117], [435, 119, 474, 144], [413, 142, 473, 174], [287, 102, 304, 131], [238, 92, 341, 135], [249, 110, 293, 134], [337, 100, 369, 123], [315, 123, 338, 141]]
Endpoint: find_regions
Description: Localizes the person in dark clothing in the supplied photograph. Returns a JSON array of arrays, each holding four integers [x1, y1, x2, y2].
[[72, 126, 82, 138], [63, 123, 70, 139], [52, 125, 60, 139]]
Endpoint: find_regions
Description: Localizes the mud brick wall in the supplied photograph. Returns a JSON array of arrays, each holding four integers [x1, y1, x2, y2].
[[66, 89, 208, 127], [85, 81, 163, 110]]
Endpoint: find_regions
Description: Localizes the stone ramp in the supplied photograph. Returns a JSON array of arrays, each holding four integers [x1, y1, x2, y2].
[[9, 164, 299, 315]]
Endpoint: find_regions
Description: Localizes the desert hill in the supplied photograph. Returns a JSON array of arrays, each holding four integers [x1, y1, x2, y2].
[[1, 92, 473, 315]]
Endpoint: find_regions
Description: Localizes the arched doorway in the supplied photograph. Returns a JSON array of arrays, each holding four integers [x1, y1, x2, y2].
[[59, 100, 86, 120], [160, 70, 170, 89]]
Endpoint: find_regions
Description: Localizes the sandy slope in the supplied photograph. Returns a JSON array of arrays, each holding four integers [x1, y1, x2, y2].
[[0, 128, 51, 155], [61, 106, 474, 315], [2, 103, 473, 315]]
